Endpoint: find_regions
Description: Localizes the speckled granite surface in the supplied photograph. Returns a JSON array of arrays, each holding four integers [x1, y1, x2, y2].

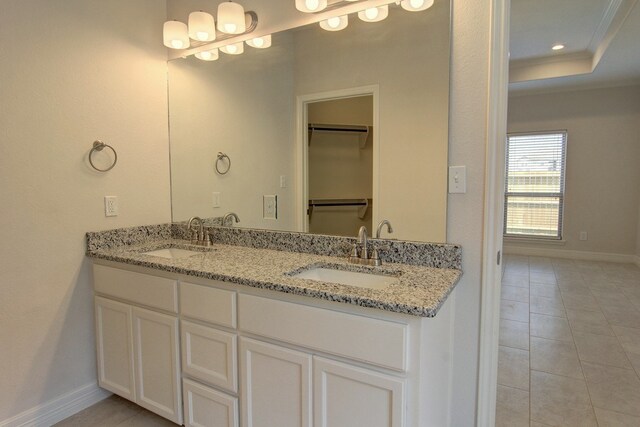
[[87, 238, 462, 317], [174, 225, 462, 270], [86, 224, 172, 252], [88, 223, 461, 270]]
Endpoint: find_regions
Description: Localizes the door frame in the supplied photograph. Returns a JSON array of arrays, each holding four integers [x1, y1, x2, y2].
[[477, 0, 510, 425], [295, 85, 380, 232]]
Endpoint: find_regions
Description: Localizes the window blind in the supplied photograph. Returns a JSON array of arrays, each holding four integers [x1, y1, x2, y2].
[[504, 131, 567, 239]]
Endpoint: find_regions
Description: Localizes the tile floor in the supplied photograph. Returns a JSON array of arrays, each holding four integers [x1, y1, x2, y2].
[[54, 394, 175, 426], [497, 255, 640, 427]]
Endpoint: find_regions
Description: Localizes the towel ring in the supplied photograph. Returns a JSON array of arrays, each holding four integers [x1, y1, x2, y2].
[[89, 140, 117, 172], [215, 152, 231, 175]]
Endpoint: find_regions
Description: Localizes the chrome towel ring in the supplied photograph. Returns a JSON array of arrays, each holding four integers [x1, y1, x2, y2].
[[216, 152, 231, 175], [89, 140, 117, 172]]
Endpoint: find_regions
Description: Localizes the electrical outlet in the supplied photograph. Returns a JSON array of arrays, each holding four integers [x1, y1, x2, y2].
[[263, 195, 277, 220], [579, 231, 588, 241], [212, 192, 221, 208], [280, 175, 287, 188], [104, 196, 118, 217]]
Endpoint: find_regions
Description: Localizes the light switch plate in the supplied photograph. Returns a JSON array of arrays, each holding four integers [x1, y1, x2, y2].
[[212, 192, 221, 208], [280, 175, 287, 188], [579, 231, 588, 241], [104, 196, 118, 217], [263, 195, 277, 220], [449, 166, 467, 194]]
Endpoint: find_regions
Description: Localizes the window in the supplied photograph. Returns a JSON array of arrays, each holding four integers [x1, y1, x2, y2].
[[504, 131, 567, 239]]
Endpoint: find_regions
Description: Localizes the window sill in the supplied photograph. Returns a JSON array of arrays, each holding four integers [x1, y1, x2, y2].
[[503, 236, 567, 246]]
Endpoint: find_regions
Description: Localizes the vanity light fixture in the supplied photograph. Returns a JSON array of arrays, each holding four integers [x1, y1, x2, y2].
[[220, 41, 244, 55], [188, 11, 216, 42], [246, 35, 272, 49], [163, 20, 190, 49], [400, 0, 434, 12], [217, 1, 246, 34], [320, 15, 349, 31], [358, 5, 389, 22], [552, 44, 565, 51], [195, 48, 219, 61], [296, 0, 328, 13]]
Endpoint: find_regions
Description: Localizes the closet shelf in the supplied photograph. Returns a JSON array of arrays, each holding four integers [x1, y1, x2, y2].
[[307, 198, 370, 220], [308, 123, 370, 148]]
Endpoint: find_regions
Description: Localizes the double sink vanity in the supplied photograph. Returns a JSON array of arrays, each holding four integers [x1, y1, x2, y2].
[[86, 222, 462, 427]]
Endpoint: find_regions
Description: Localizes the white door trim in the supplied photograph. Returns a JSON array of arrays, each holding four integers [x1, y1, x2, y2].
[[477, 0, 510, 426], [295, 85, 380, 232]]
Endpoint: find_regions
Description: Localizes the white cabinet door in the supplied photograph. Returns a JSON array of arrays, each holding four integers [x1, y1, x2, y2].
[[95, 297, 135, 401], [183, 379, 238, 427], [132, 307, 182, 424], [240, 338, 312, 427], [314, 357, 406, 427]]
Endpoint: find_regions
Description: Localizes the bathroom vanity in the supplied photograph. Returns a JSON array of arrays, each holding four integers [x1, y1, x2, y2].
[[87, 225, 461, 427]]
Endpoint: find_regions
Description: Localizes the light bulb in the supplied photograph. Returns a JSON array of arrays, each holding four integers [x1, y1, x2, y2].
[[319, 15, 348, 31], [195, 48, 219, 61], [217, 1, 246, 34], [220, 42, 244, 55], [188, 11, 215, 42], [163, 20, 190, 50], [401, 0, 434, 12], [365, 8, 379, 20], [358, 5, 388, 22], [246, 35, 272, 49], [295, 0, 327, 13]]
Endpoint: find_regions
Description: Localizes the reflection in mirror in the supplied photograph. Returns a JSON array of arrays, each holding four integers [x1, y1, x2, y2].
[[168, 1, 450, 242], [307, 96, 374, 237]]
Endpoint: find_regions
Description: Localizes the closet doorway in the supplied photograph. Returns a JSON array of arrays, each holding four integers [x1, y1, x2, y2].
[[296, 86, 379, 236]]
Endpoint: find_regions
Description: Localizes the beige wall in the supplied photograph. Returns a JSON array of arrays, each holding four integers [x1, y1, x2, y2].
[[0, 0, 170, 421], [506, 85, 640, 256], [447, 0, 494, 424]]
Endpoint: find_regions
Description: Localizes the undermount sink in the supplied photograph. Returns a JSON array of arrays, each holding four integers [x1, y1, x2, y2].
[[141, 248, 201, 259], [293, 267, 398, 290]]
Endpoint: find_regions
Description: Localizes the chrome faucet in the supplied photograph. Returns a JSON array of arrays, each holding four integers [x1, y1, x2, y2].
[[223, 212, 240, 226], [348, 226, 382, 266], [376, 220, 394, 239], [357, 226, 369, 260], [187, 216, 211, 246]]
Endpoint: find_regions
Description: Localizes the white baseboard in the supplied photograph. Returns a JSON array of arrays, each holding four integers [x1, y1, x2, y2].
[[504, 244, 637, 264], [0, 383, 111, 427]]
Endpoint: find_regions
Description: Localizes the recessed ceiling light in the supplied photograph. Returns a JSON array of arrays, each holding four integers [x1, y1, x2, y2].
[[552, 44, 565, 51]]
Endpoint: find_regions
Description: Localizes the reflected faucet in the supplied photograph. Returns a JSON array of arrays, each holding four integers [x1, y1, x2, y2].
[[376, 220, 394, 239], [223, 212, 240, 227]]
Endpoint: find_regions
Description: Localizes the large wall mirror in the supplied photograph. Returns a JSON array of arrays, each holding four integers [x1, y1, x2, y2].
[[168, 0, 450, 242]]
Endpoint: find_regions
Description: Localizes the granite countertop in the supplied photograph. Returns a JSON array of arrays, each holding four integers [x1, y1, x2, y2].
[[87, 239, 462, 317]]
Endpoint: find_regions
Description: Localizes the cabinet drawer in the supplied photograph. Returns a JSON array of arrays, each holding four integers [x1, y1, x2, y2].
[[238, 294, 408, 372], [94, 265, 178, 313], [183, 379, 238, 427], [180, 282, 236, 329], [181, 321, 238, 393]]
